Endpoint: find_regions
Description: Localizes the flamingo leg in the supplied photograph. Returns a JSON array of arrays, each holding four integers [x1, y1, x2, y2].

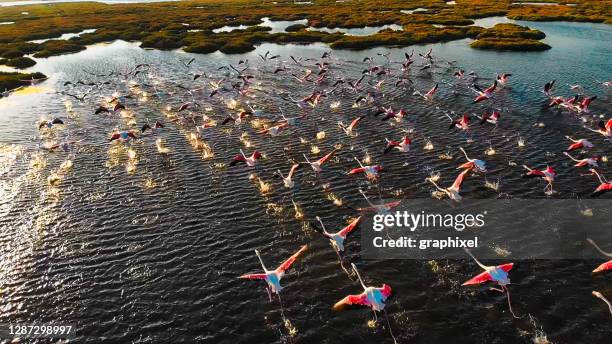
[[503, 285, 520, 319], [383, 308, 399, 344]]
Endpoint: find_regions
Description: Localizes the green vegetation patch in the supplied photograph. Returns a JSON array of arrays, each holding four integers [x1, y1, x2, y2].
[[470, 23, 551, 51], [4, 56, 37, 68], [0, 71, 46, 92], [33, 40, 86, 58]]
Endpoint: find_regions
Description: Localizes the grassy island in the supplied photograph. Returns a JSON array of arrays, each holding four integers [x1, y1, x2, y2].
[[0, 1, 608, 57], [470, 23, 551, 51], [0, 71, 47, 92]]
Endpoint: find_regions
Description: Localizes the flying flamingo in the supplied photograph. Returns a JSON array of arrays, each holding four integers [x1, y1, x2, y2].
[[586, 119, 612, 138], [230, 149, 263, 167], [543, 80, 555, 96], [588, 169, 612, 197], [109, 130, 137, 142], [333, 263, 397, 343], [586, 238, 612, 273], [578, 95, 597, 113], [457, 147, 487, 173], [276, 163, 300, 188], [338, 116, 364, 137], [563, 152, 599, 168], [381, 108, 408, 122], [473, 80, 497, 103], [447, 113, 471, 131], [239, 245, 308, 301], [259, 123, 288, 136], [356, 189, 401, 215], [413, 83, 438, 100], [565, 136, 593, 152], [463, 248, 518, 318], [476, 111, 500, 125], [384, 136, 411, 154], [303, 149, 336, 173], [38, 118, 64, 130], [349, 157, 383, 180], [523, 165, 556, 193], [496, 73, 512, 86], [428, 168, 470, 201], [313, 216, 361, 254]]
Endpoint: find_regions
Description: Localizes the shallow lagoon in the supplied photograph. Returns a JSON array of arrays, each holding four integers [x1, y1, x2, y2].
[[0, 16, 611, 344]]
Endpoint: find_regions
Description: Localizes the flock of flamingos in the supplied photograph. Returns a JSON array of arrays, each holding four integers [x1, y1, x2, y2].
[[17, 46, 612, 342]]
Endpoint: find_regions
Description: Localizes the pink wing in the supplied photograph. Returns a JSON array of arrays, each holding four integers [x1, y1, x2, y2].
[[484, 81, 497, 93], [349, 167, 366, 175], [276, 245, 308, 273], [337, 216, 362, 238], [384, 200, 402, 208], [239, 273, 267, 280], [287, 163, 300, 179], [567, 142, 583, 151], [606, 119, 612, 130], [462, 263, 513, 285], [333, 292, 369, 310], [452, 169, 469, 190], [593, 260, 612, 273], [317, 150, 335, 165]]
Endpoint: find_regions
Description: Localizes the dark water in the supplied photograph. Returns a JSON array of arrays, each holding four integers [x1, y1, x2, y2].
[[0, 19, 611, 344]]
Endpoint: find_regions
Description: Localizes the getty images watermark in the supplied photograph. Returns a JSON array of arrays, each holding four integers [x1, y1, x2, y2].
[[361, 199, 612, 260]]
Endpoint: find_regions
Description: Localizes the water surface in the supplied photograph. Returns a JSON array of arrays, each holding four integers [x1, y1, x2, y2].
[[0, 20, 610, 344]]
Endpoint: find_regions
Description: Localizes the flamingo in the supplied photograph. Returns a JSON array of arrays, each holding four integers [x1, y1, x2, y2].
[[239, 245, 308, 301], [141, 120, 164, 133], [381, 108, 407, 122], [423, 83, 438, 100], [586, 119, 612, 138], [563, 152, 599, 168], [38, 118, 64, 130], [565, 136, 593, 152], [277, 163, 300, 188], [523, 165, 556, 193], [463, 248, 518, 318], [457, 147, 487, 173], [313, 216, 361, 254], [259, 123, 288, 137], [476, 111, 500, 125], [333, 263, 397, 343], [586, 238, 612, 273], [543, 80, 555, 96], [357, 189, 401, 215], [428, 168, 470, 201], [339, 116, 364, 137], [349, 157, 383, 180], [496, 73, 512, 86], [473, 80, 497, 103], [109, 130, 137, 142], [303, 149, 336, 173], [384, 136, 411, 154], [588, 169, 612, 197], [447, 113, 471, 131], [577, 95, 597, 113], [230, 149, 263, 167]]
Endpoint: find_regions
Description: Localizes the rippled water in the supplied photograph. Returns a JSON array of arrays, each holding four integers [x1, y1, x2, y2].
[[0, 19, 611, 343]]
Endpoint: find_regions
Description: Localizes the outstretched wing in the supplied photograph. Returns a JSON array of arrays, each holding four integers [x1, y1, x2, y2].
[[451, 169, 470, 191], [317, 150, 336, 165], [337, 216, 362, 238], [239, 273, 267, 280], [593, 260, 612, 273], [333, 292, 369, 310], [276, 245, 308, 273], [462, 263, 513, 285]]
